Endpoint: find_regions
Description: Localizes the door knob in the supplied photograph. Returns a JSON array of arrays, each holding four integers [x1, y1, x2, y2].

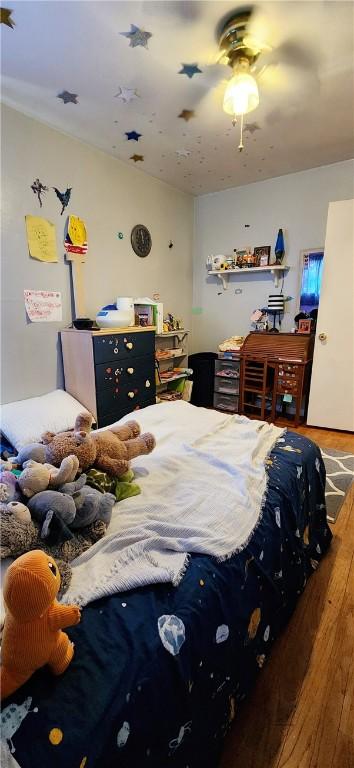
[[318, 333, 327, 341]]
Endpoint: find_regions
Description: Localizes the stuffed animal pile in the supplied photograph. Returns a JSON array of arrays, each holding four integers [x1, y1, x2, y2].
[[0, 414, 156, 593]]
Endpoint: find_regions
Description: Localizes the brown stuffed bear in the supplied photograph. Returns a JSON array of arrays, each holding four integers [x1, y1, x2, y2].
[[42, 413, 155, 477]]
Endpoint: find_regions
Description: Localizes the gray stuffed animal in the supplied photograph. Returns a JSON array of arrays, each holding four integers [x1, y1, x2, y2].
[[0, 505, 107, 595], [10, 443, 46, 466], [28, 474, 115, 530], [69, 487, 115, 529], [28, 490, 77, 526]]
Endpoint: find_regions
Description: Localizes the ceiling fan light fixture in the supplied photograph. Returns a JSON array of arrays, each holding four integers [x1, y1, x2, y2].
[[223, 59, 259, 116]]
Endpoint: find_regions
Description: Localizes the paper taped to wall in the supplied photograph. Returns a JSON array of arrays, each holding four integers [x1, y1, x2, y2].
[[25, 215, 58, 263], [24, 290, 62, 322]]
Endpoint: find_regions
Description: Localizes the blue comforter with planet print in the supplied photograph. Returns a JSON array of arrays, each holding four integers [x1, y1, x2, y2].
[[1, 431, 331, 768]]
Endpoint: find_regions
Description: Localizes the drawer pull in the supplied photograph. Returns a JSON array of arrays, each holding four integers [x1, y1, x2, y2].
[[127, 367, 134, 374], [114, 347, 119, 354], [128, 391, 135, 399], [126, 342, 133, 350], [145, 380, 151, 388]]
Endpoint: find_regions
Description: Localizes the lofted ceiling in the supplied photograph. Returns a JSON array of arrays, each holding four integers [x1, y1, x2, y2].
[[1, 1, 354, 195]]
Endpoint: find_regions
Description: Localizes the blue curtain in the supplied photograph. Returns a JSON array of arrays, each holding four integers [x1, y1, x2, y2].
[[300, 251, 324, 313]]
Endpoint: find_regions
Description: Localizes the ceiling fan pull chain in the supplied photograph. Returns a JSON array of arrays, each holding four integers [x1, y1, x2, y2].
[[238, 113, 244, 152]]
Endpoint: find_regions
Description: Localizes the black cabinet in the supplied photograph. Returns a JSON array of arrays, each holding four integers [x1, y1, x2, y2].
[[61, 327, 156, 427]]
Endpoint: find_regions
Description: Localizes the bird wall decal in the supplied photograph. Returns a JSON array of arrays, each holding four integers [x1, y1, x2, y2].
[[53, 187, 72, 215]]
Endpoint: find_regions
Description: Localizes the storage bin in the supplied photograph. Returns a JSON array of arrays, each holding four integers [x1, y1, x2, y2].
[[213, 392, 239, 413], [214, 378, 239, 395], [215, 359, 240, 378]]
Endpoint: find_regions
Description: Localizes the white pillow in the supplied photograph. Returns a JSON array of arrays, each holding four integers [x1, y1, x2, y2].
[[1, 389, 92, 450]]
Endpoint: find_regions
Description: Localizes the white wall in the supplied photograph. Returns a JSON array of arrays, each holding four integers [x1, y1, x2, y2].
[[192, 160, 354, 352], [1, 105, 193, 403]]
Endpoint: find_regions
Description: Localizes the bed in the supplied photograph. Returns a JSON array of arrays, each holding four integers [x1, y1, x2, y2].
[[1, 402, 331, 768]]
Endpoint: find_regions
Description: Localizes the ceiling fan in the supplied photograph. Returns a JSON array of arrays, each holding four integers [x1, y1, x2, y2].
[[210, 5, 320, 151]]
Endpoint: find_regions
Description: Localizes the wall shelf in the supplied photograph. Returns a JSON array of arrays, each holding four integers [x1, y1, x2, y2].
[[157, 372, 188, 386], [208, 265, 289, 291], [155, 330, 189, 338]]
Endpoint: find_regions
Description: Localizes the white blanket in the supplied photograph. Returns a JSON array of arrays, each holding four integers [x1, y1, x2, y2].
[[62, 402, 284, 607]]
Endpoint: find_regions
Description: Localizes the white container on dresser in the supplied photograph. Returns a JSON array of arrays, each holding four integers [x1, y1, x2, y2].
[[213, 352, 240, 413]]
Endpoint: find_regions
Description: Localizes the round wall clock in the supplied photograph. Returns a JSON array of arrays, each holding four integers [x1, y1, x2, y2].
[[131, 224, 152, 258]]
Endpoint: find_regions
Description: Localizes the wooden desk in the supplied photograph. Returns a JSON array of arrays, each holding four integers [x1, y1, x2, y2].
[[240, 332, 314, 426]]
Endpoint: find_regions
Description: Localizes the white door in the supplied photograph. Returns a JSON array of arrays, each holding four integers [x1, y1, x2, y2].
[[307, 199, 354, 430]]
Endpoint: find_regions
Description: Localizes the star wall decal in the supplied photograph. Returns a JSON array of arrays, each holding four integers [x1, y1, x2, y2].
[[178, 63, 202, 79], [244, 122, 260, 134], [130, 154, 144, 162], [115, 87, 140, 103], [1, 7, 15, 27], [178, 109, 195, 122], [120, 24, 152, 49], [176, 149, 191, 158], [57, 90, 78, 104], [125, 130, 142, 142]]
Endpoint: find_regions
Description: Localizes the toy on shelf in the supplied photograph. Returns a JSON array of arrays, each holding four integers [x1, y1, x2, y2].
[[163, 313, 184, 332], [0, 550, 81, 700]]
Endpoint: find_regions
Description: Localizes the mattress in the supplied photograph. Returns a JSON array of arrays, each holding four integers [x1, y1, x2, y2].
[[1, 425, 331, 768]]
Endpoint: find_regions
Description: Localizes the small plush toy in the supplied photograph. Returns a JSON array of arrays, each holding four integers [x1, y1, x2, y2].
[[42, 413, 156, 478], [86, 467, 141, 501], [18, 455, 80, 498], [0, 471, 20, 503], [5, 500, 31, 523], [0, 550, 81, 700]]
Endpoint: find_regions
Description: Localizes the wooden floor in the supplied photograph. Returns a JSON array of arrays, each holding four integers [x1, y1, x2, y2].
[[220, 426, 354, 768]]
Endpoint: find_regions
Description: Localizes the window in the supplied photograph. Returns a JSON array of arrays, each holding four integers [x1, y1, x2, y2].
[[299, 249, 324, 314]]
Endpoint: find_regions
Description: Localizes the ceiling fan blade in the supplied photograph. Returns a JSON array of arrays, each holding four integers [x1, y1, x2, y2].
[[258, 62, 319, 98], [257, 39, 320, 75], [145, 1, 202, 22]]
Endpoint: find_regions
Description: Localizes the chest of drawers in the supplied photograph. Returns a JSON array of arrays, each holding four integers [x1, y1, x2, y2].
[[61, 327, 156, 428]]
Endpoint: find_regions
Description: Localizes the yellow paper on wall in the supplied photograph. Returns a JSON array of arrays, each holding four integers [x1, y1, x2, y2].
[[25, 215, 58, 262]]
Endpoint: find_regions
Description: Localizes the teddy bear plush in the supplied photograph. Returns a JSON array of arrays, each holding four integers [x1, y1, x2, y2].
[[18, 455, 79, 498], [0, 550, 81, 699], [42, 413, 156, 477]]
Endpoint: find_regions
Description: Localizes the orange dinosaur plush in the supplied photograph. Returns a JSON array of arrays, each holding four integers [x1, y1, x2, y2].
[[0, 550, 81, 700]]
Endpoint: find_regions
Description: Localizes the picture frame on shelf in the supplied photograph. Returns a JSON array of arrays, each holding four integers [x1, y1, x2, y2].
[[254, 246, 271, 266], [298, 318, 312, 334], [235, 249, 247, 268]]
